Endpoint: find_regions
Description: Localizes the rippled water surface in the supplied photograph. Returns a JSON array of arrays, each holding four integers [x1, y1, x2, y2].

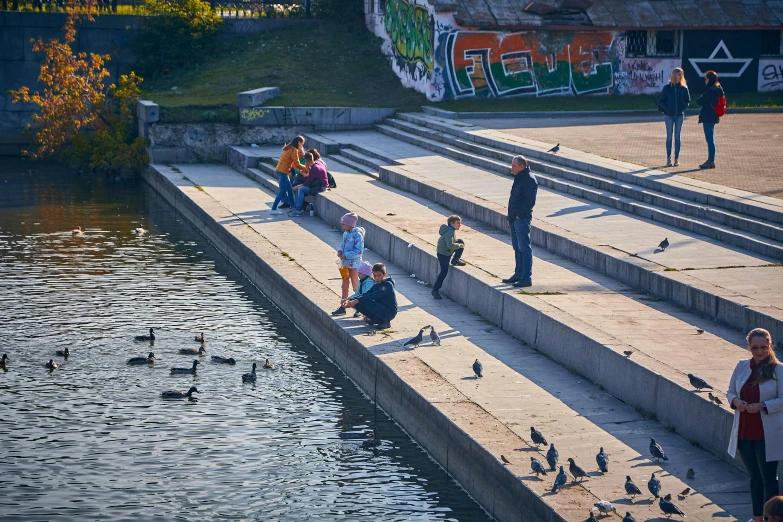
[[0, 160, 491, 522]]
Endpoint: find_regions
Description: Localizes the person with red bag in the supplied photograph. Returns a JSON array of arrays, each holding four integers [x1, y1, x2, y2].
[[697, 70, 726, 170]]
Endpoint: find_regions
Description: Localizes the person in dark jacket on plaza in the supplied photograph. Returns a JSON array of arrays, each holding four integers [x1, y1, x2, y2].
[[657, 67, 690, 167], [503, 155, 537, 288], [344, 263, 397, 329], [697, 70, 725, 170]]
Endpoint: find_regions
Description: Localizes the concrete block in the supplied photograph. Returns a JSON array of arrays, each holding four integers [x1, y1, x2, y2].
[[500, 294, 540, 348], [239, 106, 286, 126], [236, 87, 280, 108], [348, 107, 396, 126], [137, 100, 159, 124], [148, 146, 196, 164], [0, 26, 25, 61]]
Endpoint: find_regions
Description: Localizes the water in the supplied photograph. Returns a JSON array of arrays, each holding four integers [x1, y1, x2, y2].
[[0, 159, 492, 522]]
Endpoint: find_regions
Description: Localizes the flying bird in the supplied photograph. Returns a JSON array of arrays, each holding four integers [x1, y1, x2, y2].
[[551, 466, 567, 493], [648, 472, 661, 498], [658, 238, 669, 251], [547, 143, 560, 154], [650, 438, 669, 462], [708, 392, 723, 405], [501, 454, 511, 465], [686, 468, 695, 479], [404, 328, 426, 348], [134, 328, 155, 342], [530, 427, 547, 447], [625, 476, 642, 498], [688, 373, 713, 391], [473, 359, 483, 378], [596, 447, 609, 473], [429, 326, 441, 346], [594, 501, 616, 516], [622, 512, 637, 522], [568, 458, 587, 482], [659, 496, 685, 518], [530, 457, 547, 476], [546, 443, 558, 471]]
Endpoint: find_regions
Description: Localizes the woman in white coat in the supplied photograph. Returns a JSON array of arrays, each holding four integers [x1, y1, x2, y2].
[[727, 328, 783, 522]]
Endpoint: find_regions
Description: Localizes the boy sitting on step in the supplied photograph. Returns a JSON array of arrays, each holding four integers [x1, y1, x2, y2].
[[344, 263, 397, 329], [432, 215, 466, 300], [344, 261, 375, 318]]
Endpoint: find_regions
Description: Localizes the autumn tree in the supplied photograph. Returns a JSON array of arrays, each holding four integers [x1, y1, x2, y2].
[[9, 3, 148, 171]]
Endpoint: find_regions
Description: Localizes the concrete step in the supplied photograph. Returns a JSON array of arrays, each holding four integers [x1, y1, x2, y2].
[[384, 117, 783, 246], [178, 156, 751, 521], [374, 123, 783, 261], [227, 145, 747, 467], [339, 148, 393, 171], [396, 112, 783, 227], [327, 153, 379, 177], [296, 133, 783, 345]]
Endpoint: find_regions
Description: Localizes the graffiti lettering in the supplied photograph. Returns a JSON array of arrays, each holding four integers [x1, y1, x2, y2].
[[240, 108, 270, 121], [444, 31, 616, 98], [760, 62, 783, 91], [384, 0, 434, 73]]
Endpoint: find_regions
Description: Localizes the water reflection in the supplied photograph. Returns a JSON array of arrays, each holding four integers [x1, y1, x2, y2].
[[0, 160, 492, 522]]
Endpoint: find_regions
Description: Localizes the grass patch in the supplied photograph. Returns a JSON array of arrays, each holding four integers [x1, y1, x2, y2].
[[638, 296, 663, 302], [143, 21, 426, 112], [193, 184, 205, 192], [281, 252, 295, 261], [517, 290, 566, 296], [664, 267, 678, 271]]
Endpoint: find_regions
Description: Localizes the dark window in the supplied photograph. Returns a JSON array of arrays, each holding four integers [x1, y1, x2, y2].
[[368, 0, 373, 13], [626, 30, 647, 57], [760, 30, 782, 56], [655, 30, 677, 56], [379, 0, 385, 12]]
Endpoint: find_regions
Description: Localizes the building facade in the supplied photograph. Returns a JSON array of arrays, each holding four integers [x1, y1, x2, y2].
[[364, 0, 783, 101]]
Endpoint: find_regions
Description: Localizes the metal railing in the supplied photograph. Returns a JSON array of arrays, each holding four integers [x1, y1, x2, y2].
[[0, 0, 308, 16]]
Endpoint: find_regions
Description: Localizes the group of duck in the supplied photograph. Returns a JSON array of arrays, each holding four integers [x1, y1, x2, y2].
[[515, 427, 687, 520], [128, 329, 275, 399], [0, 328, 275, 400]]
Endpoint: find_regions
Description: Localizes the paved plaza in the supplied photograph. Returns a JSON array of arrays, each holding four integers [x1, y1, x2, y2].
[[471, 113, 783, 199]]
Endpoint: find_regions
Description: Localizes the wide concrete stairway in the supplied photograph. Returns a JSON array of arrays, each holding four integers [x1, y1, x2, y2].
[[163, 157, 752, 521]]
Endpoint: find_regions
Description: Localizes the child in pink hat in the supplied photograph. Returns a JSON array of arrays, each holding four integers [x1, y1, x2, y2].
[[332, 212, 365, 316]]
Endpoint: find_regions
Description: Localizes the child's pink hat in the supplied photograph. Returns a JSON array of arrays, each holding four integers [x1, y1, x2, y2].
[[357, 261, 373, 277], [341, 212, 359, 227]]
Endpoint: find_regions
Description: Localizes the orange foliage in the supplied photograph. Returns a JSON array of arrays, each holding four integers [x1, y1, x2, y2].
[[9, 3, 147, 170]]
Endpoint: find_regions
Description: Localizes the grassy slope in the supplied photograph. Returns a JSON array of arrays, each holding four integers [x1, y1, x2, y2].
[[143, 21, 783, 121]]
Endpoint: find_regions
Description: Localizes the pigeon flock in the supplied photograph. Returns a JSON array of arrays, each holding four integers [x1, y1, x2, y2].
[[5, 328, 275, 400]]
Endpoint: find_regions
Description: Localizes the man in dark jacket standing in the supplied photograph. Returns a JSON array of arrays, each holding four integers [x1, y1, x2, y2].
[[503, 155, 537, 287]]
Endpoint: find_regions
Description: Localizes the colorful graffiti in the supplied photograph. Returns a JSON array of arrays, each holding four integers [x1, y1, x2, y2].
[[384, 0, 434, 74], [444, 31, 617, 98]]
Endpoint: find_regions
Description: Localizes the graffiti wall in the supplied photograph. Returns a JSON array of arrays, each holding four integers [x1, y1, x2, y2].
[[367, 0, 445, 100], [614, 38, 680, 95], [758, 59, 783, 92]]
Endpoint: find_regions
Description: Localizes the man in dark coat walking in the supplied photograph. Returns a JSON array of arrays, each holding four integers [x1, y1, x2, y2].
[[503, 155, 537, 287]]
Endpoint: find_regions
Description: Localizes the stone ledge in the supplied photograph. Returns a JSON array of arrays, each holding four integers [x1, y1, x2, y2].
[[236, 87, 280, 108]]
